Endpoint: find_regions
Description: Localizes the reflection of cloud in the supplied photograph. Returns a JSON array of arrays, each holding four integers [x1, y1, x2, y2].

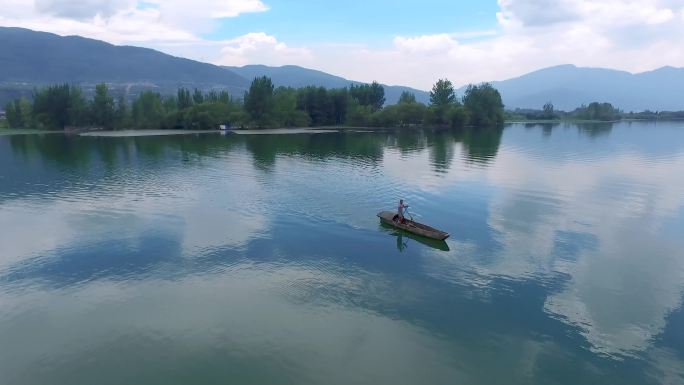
[[408, 124, 684, 358], [177, 163, 269, 254], [382, 147, 483, 194], [0, 265, 463, 385], [543, 214, 684, 356], [0, 151, 270, 270], [475, 146, 684, 357], [645, 347, 684, 384]]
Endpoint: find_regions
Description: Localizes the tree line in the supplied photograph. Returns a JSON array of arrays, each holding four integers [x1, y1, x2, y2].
[[3, 77, 504, 130], [507, 101, 684, 122]]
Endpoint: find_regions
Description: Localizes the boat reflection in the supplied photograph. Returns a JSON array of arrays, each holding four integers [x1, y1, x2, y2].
[[380, 222, 450, 252]]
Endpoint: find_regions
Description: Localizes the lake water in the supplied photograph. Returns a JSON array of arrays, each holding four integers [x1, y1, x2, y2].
[[1, 122, 683, 384]]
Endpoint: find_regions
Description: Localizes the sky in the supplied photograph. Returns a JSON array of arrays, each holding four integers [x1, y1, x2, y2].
[[1, 0, 683, 90]]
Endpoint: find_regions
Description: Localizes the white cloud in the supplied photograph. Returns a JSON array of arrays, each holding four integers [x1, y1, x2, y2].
[[214, 32, 312, 67], [152, 0, 269, 19], [34, 0, 136, 20], [310, 0, 684, 88], [0, 0, 268, 44], [0, 0, 683, 89], [393, 34, 459, 54]]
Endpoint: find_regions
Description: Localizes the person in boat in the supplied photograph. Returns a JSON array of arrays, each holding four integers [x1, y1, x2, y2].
[[394, 199, 409, 224]]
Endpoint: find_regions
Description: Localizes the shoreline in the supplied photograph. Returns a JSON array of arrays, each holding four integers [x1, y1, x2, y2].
[[79, 129, 220, 137], [0, 128, 60, 136], [2, 118, 680, 137]]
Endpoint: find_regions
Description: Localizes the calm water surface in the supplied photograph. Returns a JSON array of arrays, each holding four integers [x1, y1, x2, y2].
[[1, 122, 683, 384]]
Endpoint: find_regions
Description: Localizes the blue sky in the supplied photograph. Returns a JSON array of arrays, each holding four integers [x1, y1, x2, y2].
[[1, 0, 683, 89], [204, 0, 500, 45]]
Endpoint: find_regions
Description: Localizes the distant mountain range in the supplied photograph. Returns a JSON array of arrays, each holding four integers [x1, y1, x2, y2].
[[466, 64, 684, 111], [1, 27, 682, 112], [0, 27, 247, 90], [0, 27, 426, 105]]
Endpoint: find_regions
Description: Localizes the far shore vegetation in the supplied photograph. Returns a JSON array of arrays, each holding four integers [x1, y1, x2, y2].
[[2, 78, 504, 131], [1, 79, 681, 132], [506, 101, 684, 122]]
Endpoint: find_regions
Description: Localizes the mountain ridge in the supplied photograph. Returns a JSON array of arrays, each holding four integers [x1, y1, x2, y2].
[[463, 64, 684, 111], [0, 27, 247, 86], [1, 27, 683, 112]]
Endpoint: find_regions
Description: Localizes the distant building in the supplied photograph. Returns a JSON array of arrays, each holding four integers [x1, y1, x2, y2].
[[0, 110, 6, 119]]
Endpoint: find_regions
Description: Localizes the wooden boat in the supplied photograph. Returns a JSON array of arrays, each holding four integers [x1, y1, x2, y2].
[[379, 221, 450, 251], [377, 211, 449, 240]]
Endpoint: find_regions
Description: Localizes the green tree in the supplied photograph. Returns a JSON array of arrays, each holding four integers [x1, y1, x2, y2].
[[162, 95, 177, 113], [32, 84, 86, 129], [542, 102, 555, 119], [398, 91, 417, 104], [397, 102, 426, 126], [297, 86, 333, 126], [18, 98, 33, 128], [182, 103, 237, 130], [113, 96, 129, 130], [368, 81, 385, 112], [350, 82, 385, 112], [177, 88, 193, 110], [218, 90, 232, 104], [131, 91, 165, 129], [244, 76, 275, 127], [462, 83, 504, 126], [68, 85, 87, 127], [430, 79, 456, 107], [373, 105, 400, 127], [346, 99, 372, 126], [90, 83, 115, 129], [577, 102, 620, 121], [445, 105, 468, 128], [192, 88, 204, 104], [329, 88, 349, 125], [274, 87, 310, 127], [5, 100, 23, 128]]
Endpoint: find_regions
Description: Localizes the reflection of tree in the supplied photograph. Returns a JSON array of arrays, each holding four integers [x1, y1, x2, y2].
[[8, 133, 242, 169], [462, 126, 504, 165], [521, 122, 561, 137], [10, 134, 92, 169], [576, 122, 614, 138], [2, 134, 239, 202], [5, 128, 503, 195], [391, 129, 427, 156], [426, 129, 455, 173], [242, 132, 385, 172], [522, 121, 614, 139]]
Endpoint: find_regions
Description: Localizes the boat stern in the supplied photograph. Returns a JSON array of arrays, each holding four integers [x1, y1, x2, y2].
[[377, 211, 396, 222]]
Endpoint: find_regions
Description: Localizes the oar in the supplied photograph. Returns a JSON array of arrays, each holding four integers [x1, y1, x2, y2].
[[404, 207, 414, 221]]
